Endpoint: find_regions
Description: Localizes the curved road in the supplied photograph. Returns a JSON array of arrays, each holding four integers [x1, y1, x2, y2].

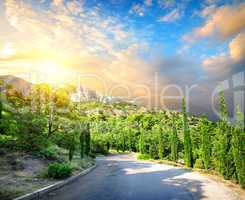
[[41, 154, 243, 200]]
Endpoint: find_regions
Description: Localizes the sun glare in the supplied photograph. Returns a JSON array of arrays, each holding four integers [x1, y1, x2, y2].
[[37, 60, 70, 84], [0, 43, 15, 58]]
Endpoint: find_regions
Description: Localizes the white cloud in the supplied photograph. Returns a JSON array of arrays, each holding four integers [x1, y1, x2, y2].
[[204, 0, 220, 5], [158, 8, 182, 22], [66, 0, 84, 15], [199, 5, 216, 17], [130, 3, 145, 17], [144, 0, 152, 7], [202, 53, 232, 74], [2, 0, 156, 92], [202, 32, 245, 75], [184, 2, 245, 42], [229, 32, 245, 62], [52, 0, 64, 7], [158, 0, 176, 9]]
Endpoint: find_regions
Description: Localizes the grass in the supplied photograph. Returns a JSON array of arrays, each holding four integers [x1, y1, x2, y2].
[[137, 153, 151, 160], [0, 147, 95, 199], [109, 149, 131, 154], [0, 188, 24, 200], [70, 154, 95, 172]]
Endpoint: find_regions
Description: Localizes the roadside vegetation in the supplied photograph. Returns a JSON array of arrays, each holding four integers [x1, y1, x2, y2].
[[0, 81, 94, 199], [89, 91, 244, 189], [0, 79, 244, 199]]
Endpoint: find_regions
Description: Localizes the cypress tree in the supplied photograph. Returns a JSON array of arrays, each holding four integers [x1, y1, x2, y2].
[[69, 134, 76, 162], [232, 106, 245, 187], [170, 114, 178, 162], [157, 125, 164, 160], [139, 128, 145, 154], [0, 97, 2, 120], [215, 90, 234, 179], [200, 115, 211, 170], [182, 98, 193, 167], [84, 122, 91, 155], [0, 80, 3, 134], [122, 127, 126, 152], [127, 126, 133, 152], [80, 129, 85, 158]]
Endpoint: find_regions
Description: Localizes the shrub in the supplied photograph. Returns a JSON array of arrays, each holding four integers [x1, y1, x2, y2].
[[37, 145, 59, 160], [0, 188, 24, 200], [0, 135, 17, 150], [137, 153, 151, 160], [91, 141, 108, 155], [47, 163, 72, 179], [194, 158, 204, 169], [16, 112, 47, 152]]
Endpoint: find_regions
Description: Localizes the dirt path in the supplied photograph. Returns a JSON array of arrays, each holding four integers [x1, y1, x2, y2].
[[41, 153, 244, 200]]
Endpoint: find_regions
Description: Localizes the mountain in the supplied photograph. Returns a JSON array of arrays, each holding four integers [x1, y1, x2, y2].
[[0, 75, 32, 96], [0, 75, 129, 104]]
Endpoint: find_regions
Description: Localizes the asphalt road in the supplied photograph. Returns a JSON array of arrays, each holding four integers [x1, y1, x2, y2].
[[41, 154, 243, 200]]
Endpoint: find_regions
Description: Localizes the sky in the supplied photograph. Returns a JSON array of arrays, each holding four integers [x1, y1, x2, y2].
[[0, 0, 244, 119]]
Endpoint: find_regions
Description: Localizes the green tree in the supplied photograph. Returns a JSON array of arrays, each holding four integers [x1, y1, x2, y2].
[[0, 80, 3, 134], [69, 133, 76, 162], [232, 106, 245, 187], [200, 115, 211, 169], [182, 98, 193, 167], [16, 111, 47, 151], [153, 125, 164, 160], [139, 127, 146, 154], [214, 90, 234, 179], [170, 114, 178, 161], [80, 127, 85, 158], [121, 125, 126, 152], [84, 122, 91, 155]]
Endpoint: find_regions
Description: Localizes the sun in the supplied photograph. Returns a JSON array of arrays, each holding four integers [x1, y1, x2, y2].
[[37, 60, 69, 84], [0, 43, 15, 58], [40, 60, 60, 75]]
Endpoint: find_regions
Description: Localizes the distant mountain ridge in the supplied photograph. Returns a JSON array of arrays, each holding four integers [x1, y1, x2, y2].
[[0, 75, 133, 105], [0, 75, 32, 96]]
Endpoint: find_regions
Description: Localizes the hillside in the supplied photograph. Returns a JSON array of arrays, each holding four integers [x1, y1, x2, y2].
[[0, 75, 32, 96]]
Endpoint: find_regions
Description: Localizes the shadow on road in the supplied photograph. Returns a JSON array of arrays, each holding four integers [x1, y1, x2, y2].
[[40, 155, 207, 200]]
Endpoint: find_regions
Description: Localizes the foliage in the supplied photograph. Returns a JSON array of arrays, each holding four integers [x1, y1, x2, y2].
[[182, 98, 193, 167], [37, 145, 60, 160], [194, 158, 204, 169], [0, 81, 244, 187], [0, 80, 4, 134], [68, 133, 76, 162], [199, 116, 211, 170], [47, 162, 72, 179], [139, 128, 146, 154], [213, 90, 234, 179], [16, 112, 47, 151], [232, 106, 245, 187], [137, 153, 151, 160], [84, 122, 91, 155], [0, 135, 17, 149], [170, 114, 178, 161]]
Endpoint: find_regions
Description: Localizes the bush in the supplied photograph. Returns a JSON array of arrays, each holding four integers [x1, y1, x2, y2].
[[0, 188, 24, 200], [91, 141, 109, 155], [47, 163, 72, 179], [137, 153, 151, 160], [37, 145, 59, 160], [194, 158, 204, 169], [0, 135, 17, 150], [16, 112, 47, 152]]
